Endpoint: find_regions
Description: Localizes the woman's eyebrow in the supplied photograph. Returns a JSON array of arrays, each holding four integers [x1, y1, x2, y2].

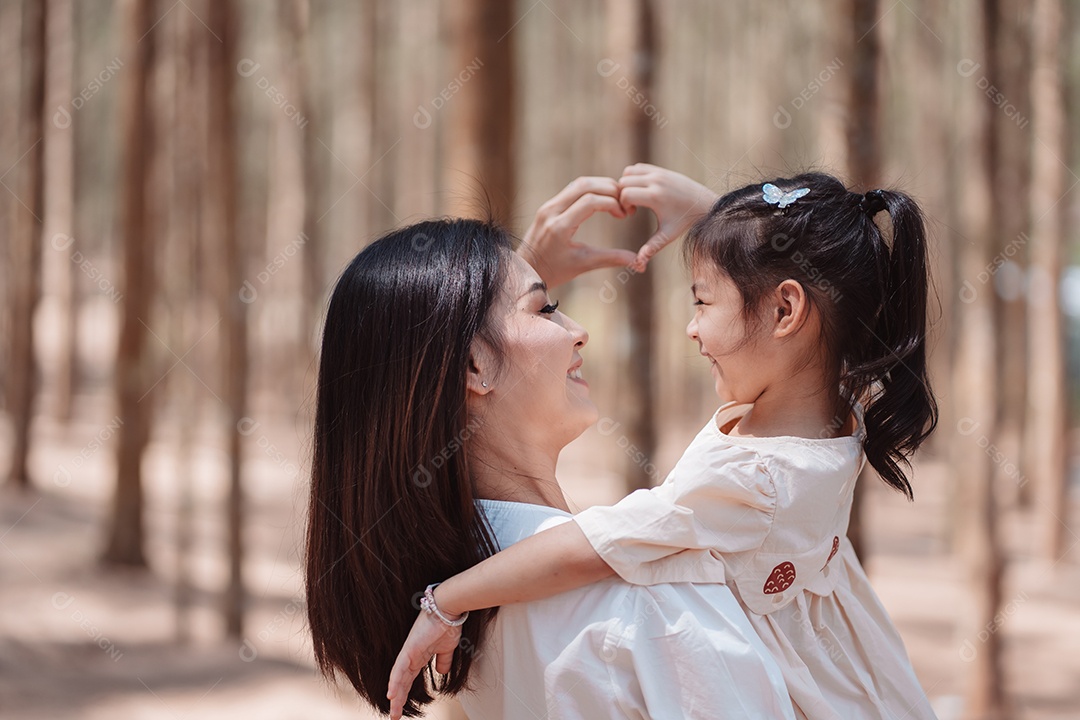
[[517, 281, 548, 300]]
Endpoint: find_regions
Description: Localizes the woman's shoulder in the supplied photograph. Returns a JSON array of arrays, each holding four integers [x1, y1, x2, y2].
[[476, 499, 572, 551]]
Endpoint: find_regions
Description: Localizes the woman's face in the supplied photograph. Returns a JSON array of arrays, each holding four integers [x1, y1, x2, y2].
[[476, 254, 597, 448]]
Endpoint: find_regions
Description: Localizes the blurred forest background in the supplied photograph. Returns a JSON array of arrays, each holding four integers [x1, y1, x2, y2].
[[2, 0, 1079, 718]]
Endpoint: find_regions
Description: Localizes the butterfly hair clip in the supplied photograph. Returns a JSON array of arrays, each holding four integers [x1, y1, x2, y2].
[[762, 183, 810, 209]]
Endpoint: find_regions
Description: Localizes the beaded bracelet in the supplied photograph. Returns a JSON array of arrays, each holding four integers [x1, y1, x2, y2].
[[420, 583, 470, 627]]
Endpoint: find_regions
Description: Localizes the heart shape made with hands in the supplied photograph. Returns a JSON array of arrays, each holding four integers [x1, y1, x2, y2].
[[521, 167, 718, 286], [518, 177, 644, 288]]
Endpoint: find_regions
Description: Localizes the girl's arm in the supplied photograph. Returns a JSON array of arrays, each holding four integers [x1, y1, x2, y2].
[[438, 518, 612, 614], [617, 163, 719, 270], [386, 521, 612, 719]]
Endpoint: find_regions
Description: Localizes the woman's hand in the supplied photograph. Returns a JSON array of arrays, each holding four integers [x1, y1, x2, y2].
[[387, 610, 463, 719], [617, 163, 719, 270], [517, 176, 639, 288]]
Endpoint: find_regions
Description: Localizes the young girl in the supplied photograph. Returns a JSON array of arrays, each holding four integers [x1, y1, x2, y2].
[[387, 170, 939, 720]]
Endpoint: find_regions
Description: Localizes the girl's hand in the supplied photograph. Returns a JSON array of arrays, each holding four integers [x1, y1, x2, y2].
[[517, 176, 639, 288], [617, 163, 719, 270], [387, 610, 462, 720]]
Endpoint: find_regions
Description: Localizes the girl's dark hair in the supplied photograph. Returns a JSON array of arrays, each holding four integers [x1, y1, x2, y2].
[[306, 218, 510, 716], [685, 172, 937, 499]]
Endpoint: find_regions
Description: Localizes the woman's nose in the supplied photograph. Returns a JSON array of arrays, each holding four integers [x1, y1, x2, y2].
[[566, 315, 589, 347]]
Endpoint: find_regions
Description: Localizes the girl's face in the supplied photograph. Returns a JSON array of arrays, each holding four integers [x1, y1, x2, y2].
[[686, 262, 769, 404], [475, 254, 597, 447]]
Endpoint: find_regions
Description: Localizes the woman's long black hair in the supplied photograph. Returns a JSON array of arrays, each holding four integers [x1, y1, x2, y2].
[[306, 219, 510, 715], [685, 172, 938, 498]]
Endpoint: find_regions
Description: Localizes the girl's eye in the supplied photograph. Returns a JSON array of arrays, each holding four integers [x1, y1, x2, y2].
[[540, 300, 560, 315]]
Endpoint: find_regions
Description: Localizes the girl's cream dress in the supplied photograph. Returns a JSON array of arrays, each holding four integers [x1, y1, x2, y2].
[[574, 402, 937, 720]]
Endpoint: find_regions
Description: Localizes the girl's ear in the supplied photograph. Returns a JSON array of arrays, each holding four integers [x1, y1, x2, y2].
[[773, 279, 809, 338], [467, 341, 496, 396]]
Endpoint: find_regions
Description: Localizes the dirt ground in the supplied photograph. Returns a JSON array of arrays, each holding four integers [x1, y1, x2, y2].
[[2, 406, 1079, 720]]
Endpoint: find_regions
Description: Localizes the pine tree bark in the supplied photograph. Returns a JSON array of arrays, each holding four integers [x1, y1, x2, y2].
[[992, 0, 1032, 507], [1024, 0, 1069, 561], [394, 0, 438, 218], [281, 0, 323, 334], [0, 0, 16, 398], [103, 0, 156, 566], [606, 0, 658, 492], [954, 2, 1007, 716], [367, 0, 394, 232], [440, 0, 515, 222], [842, 0, 883, 562], [44, 0, 77, 423], [169, 0, 205, 642], [6, 0, 47, 490], [207, 0, 248, 639]]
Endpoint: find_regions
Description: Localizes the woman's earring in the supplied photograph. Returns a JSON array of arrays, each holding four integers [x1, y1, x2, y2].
[[481, 381, 488, 388]]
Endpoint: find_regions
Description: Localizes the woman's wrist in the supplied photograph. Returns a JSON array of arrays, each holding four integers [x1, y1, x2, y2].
[[431, 581, 467, 618], [423, 583, 469, 626]]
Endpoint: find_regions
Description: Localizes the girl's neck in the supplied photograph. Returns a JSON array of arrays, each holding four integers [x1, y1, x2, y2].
[[733, 369, 847, 440]]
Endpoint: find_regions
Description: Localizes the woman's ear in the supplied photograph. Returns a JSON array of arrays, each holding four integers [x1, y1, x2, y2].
[[467, 342, 496, 396], [773, 279, 809, 338]]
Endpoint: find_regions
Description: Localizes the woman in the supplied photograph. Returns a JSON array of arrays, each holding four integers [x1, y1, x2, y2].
[[306, 174, 794, 719]]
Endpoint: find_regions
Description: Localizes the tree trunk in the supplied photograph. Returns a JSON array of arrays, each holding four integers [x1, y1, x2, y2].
[[169, 0, 205, 642], [954, 3, 1007, 716], [606, 0, 658, 492], [1024, 0, 1069, 561], [365, 0, 394, 233], [842, 0, 883, 562], [440, 0, 516, 222], [0, 0, 17, 402], [103, 0, 156, 566], [914, 0, 960, 554], [5, 0, 46, 490], [394, 0, 438, 219], [207, 0, 248, 639], [43, 0, 77, 423], [280, 0, 323, 337], [992, 0, 1032, 507]]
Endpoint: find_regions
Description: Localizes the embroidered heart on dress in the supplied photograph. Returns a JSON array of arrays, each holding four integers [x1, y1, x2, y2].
[[824, 536, 840, 567], [763, 561, 796, 594]]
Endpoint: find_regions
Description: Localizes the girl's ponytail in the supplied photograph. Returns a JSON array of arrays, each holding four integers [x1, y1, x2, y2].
[[856, 190, 938, 498]]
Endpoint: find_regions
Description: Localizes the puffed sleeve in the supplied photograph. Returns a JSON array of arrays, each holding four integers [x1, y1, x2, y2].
[[574, 440, 776, 586]]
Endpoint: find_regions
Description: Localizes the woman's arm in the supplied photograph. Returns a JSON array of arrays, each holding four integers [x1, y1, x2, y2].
[[516, 176, 638, 288], [386, 521, 612, 719]]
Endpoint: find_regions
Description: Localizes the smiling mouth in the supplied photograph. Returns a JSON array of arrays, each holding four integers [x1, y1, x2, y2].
[[567, 359, 588, 385]]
